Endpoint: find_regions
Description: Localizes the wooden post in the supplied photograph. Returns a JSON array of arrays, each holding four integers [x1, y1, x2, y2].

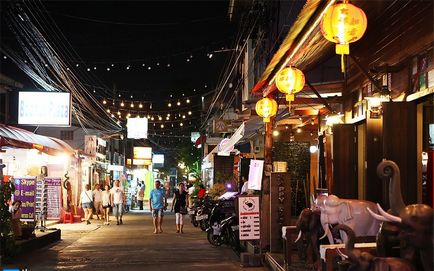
[[260, 120, 273, 250]]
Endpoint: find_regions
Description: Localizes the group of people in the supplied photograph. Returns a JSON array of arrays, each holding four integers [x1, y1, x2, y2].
[[79, 179, 125, 226], [79, 179, 192, 234]]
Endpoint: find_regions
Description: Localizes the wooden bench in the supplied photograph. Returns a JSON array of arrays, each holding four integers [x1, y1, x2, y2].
[[319, 242, 377, 271]]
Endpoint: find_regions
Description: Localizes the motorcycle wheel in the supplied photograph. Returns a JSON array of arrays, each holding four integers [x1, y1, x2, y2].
[[199, 220, 208, 231], [207, 230, 223, 247]]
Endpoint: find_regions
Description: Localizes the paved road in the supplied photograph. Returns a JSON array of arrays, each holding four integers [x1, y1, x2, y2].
[[5, 211, 267, 271]]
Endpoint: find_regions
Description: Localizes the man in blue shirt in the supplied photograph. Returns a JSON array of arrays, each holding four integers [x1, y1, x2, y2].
[[149, 180, 167, 233]]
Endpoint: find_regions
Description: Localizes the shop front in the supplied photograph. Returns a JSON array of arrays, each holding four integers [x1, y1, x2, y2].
[[0, 124, 77, 226]]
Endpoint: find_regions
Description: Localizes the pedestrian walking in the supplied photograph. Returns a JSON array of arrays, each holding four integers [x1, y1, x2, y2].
[[92, 184, 104, 220], [111, 180, 125, 225], [137, 181, 145, 210], [171, 183, 188, 233], [79, 184, 93, 224], [149, 180, 167, 234], [102, 184, 112, 225]]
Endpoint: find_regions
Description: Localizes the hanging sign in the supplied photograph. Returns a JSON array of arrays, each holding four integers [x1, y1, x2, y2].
[[12, 177, 36, 222], [84, 135, 97, 157], [238, 196, 260, 240], [248, 160, 264, 190], [127, 117, 148, 139], [45, 177, 62, 220]]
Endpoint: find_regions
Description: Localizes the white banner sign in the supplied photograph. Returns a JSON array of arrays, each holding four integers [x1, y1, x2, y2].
[[248, 160, 263, 190], [18, 91, 71, 126], [127, 117, 148, 139], [238, 196, 260, 240]]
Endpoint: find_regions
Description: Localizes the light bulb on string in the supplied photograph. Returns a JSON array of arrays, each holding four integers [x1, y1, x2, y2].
[[150, 103, 152, 109], [168, 102, 172, 107], [127, 113, 131, 117], [120, 101, 125, 107], [139, 103, 143, 108], [188, 111, 192, 115], [111, 114, 114, 118], [103, 100, 107, 105], [157, 62, 160, 66], [186, 98, 190, 103], [118, 94, 121, 97], [180, 122, 183, 127], [130, 103, 134, 108], [182, 115, 186, 119], [111, 64, 114, 67], [93, 67, 97, 70], [87, 68, 90, 72], [151, 117, 154, 121], [126, 65, 130, 70], [167, 113, 171, 117], [177, 101, 181, 106], [148, 66, 152, 70], [117, 111, 121, 115], [107, 68, 110, 71], [76, 64, 79, 67], [106, 109, 110, 113], [158, 116, 162, 121], [130, 95, 133, 98], [160, 124, 164, 128], [167, 63, 171, 67]]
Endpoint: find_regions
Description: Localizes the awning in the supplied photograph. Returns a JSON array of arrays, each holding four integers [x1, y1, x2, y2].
[[252, 0, 335, 96], [203, 122, 245, 163], [0, 124, 74, 155]]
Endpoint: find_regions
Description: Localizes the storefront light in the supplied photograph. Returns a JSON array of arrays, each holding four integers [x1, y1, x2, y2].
[[325, 114, 343, 126], [272, 130, 280, 136], [309, 145, 318, 153]]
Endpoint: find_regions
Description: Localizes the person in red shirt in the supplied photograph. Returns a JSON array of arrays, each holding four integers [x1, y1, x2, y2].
[[197, 184, 206, 199]]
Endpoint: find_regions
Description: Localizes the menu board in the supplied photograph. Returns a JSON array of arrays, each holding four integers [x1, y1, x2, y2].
[[45, 177, 62, 220], [238, 196, 260, 240], [12, 177, 36, 222]]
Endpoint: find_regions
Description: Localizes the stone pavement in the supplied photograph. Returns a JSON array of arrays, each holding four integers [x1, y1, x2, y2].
[[3, 211, 268, 271]]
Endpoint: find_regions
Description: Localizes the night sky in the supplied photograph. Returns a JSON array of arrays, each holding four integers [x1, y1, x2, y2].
[[1, 0, 235, 105]]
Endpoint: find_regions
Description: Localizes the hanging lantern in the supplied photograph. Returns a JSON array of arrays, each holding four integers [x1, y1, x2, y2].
[[320, 0, 367, 72], [256, 97, 278, 123], [275, 66, 305, 104]]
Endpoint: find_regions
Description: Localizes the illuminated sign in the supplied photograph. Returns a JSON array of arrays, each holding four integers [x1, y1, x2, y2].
[[191, 132, 200, 143], [133, 159, 152, 166], [18, 91, 71, 126], [152, 154, 164, 168], [133, 147, 152, 160], [127, 117, 148, 139]]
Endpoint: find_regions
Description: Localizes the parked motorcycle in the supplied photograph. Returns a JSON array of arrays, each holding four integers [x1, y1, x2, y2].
[[206, 199, 240, 252], [207, 215, 239, 250], [195, 197, 215, 231]]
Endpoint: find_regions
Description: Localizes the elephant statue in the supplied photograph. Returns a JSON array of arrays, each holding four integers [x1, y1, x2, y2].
[[367, 160, 433, 271], [294, 208, 324, 264], [314, 194, 381, 244], [333, 224, 416, 271]]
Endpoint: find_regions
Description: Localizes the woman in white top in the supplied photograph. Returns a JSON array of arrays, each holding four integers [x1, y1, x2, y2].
[[102, 184, 112, 225], [79, 184, 93, 224]]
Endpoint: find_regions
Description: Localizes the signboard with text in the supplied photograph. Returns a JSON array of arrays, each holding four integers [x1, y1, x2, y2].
[[248, 160, 264, 190], [133, 147, 152, 159], [45, 177, 62, 220], [13, 177, 36, 222], [238, 196, 260, 240], [18, 91, 71, 126]]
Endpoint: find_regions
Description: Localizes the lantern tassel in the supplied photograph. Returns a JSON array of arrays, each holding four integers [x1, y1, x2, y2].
[[341, 54, 345, 73]]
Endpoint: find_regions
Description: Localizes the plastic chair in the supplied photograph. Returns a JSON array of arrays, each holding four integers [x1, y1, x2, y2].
[[62, 211, 74, 223]]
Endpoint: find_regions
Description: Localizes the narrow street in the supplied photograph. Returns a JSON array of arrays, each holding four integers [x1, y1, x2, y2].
[[5, 211, 266, 271]]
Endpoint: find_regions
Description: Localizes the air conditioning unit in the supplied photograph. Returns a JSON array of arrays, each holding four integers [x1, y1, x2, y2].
[[254, 146, 260, 153]]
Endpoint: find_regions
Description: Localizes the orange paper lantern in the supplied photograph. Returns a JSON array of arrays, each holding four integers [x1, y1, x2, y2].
[[275, 67, 305, 102], [256, 97, 278, 123], [321, 1, 367, 72]]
